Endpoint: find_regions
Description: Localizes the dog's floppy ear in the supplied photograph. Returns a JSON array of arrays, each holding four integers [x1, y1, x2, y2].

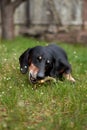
[[19, 48, 32, 74]]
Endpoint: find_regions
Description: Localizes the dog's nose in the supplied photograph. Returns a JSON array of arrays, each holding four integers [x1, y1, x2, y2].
[[37, 72, 44, 80]]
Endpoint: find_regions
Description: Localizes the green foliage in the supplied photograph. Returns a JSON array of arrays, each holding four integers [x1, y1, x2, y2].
[[0, 37, 87, 130]]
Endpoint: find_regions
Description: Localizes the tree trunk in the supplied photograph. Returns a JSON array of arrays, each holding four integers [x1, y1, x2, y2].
[[82, 0, 87, 30], [1, 4, 14, 40]]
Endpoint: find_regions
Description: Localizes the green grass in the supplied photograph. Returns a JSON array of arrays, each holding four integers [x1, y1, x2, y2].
[[0, 37, 87, 130]]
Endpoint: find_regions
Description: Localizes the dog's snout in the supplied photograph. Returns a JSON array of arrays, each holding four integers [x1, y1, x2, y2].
[[37, 72, 44, 80]]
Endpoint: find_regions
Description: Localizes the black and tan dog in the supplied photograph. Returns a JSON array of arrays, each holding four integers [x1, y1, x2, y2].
[[19, 44, 75, 84]]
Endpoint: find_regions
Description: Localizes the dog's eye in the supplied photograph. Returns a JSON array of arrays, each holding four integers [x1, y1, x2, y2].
[[37, 56, 42, 62], [46, 60, 50, 64]]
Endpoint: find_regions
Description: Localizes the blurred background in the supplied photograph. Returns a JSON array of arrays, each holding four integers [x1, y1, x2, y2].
[[0, 0, 87, 44]]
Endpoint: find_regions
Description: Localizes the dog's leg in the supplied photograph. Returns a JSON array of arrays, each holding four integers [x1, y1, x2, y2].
[[63, 73, 76, 82]]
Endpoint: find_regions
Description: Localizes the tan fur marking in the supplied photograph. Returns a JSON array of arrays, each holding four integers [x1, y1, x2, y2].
[[63, 73, 75, 82], [29, 63, 39, 74]]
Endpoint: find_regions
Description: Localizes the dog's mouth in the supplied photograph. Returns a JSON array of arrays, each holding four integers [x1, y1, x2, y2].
[[29, 73, 37, 84]]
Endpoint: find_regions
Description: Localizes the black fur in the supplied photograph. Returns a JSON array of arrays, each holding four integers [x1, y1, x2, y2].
[[19, 44, 72, 83]]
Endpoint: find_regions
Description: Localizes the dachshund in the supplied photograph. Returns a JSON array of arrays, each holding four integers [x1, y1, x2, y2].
[[19, 44, 75, 84]]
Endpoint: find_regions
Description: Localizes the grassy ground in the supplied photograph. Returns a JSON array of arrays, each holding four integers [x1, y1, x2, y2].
[[0, 37, 87, 130]]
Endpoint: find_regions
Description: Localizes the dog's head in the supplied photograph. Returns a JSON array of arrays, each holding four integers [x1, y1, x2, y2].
[[19, 46, 54, 83]]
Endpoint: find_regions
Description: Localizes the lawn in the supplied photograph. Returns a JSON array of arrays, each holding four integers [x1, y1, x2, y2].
[[0, 37, 87, 130]]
